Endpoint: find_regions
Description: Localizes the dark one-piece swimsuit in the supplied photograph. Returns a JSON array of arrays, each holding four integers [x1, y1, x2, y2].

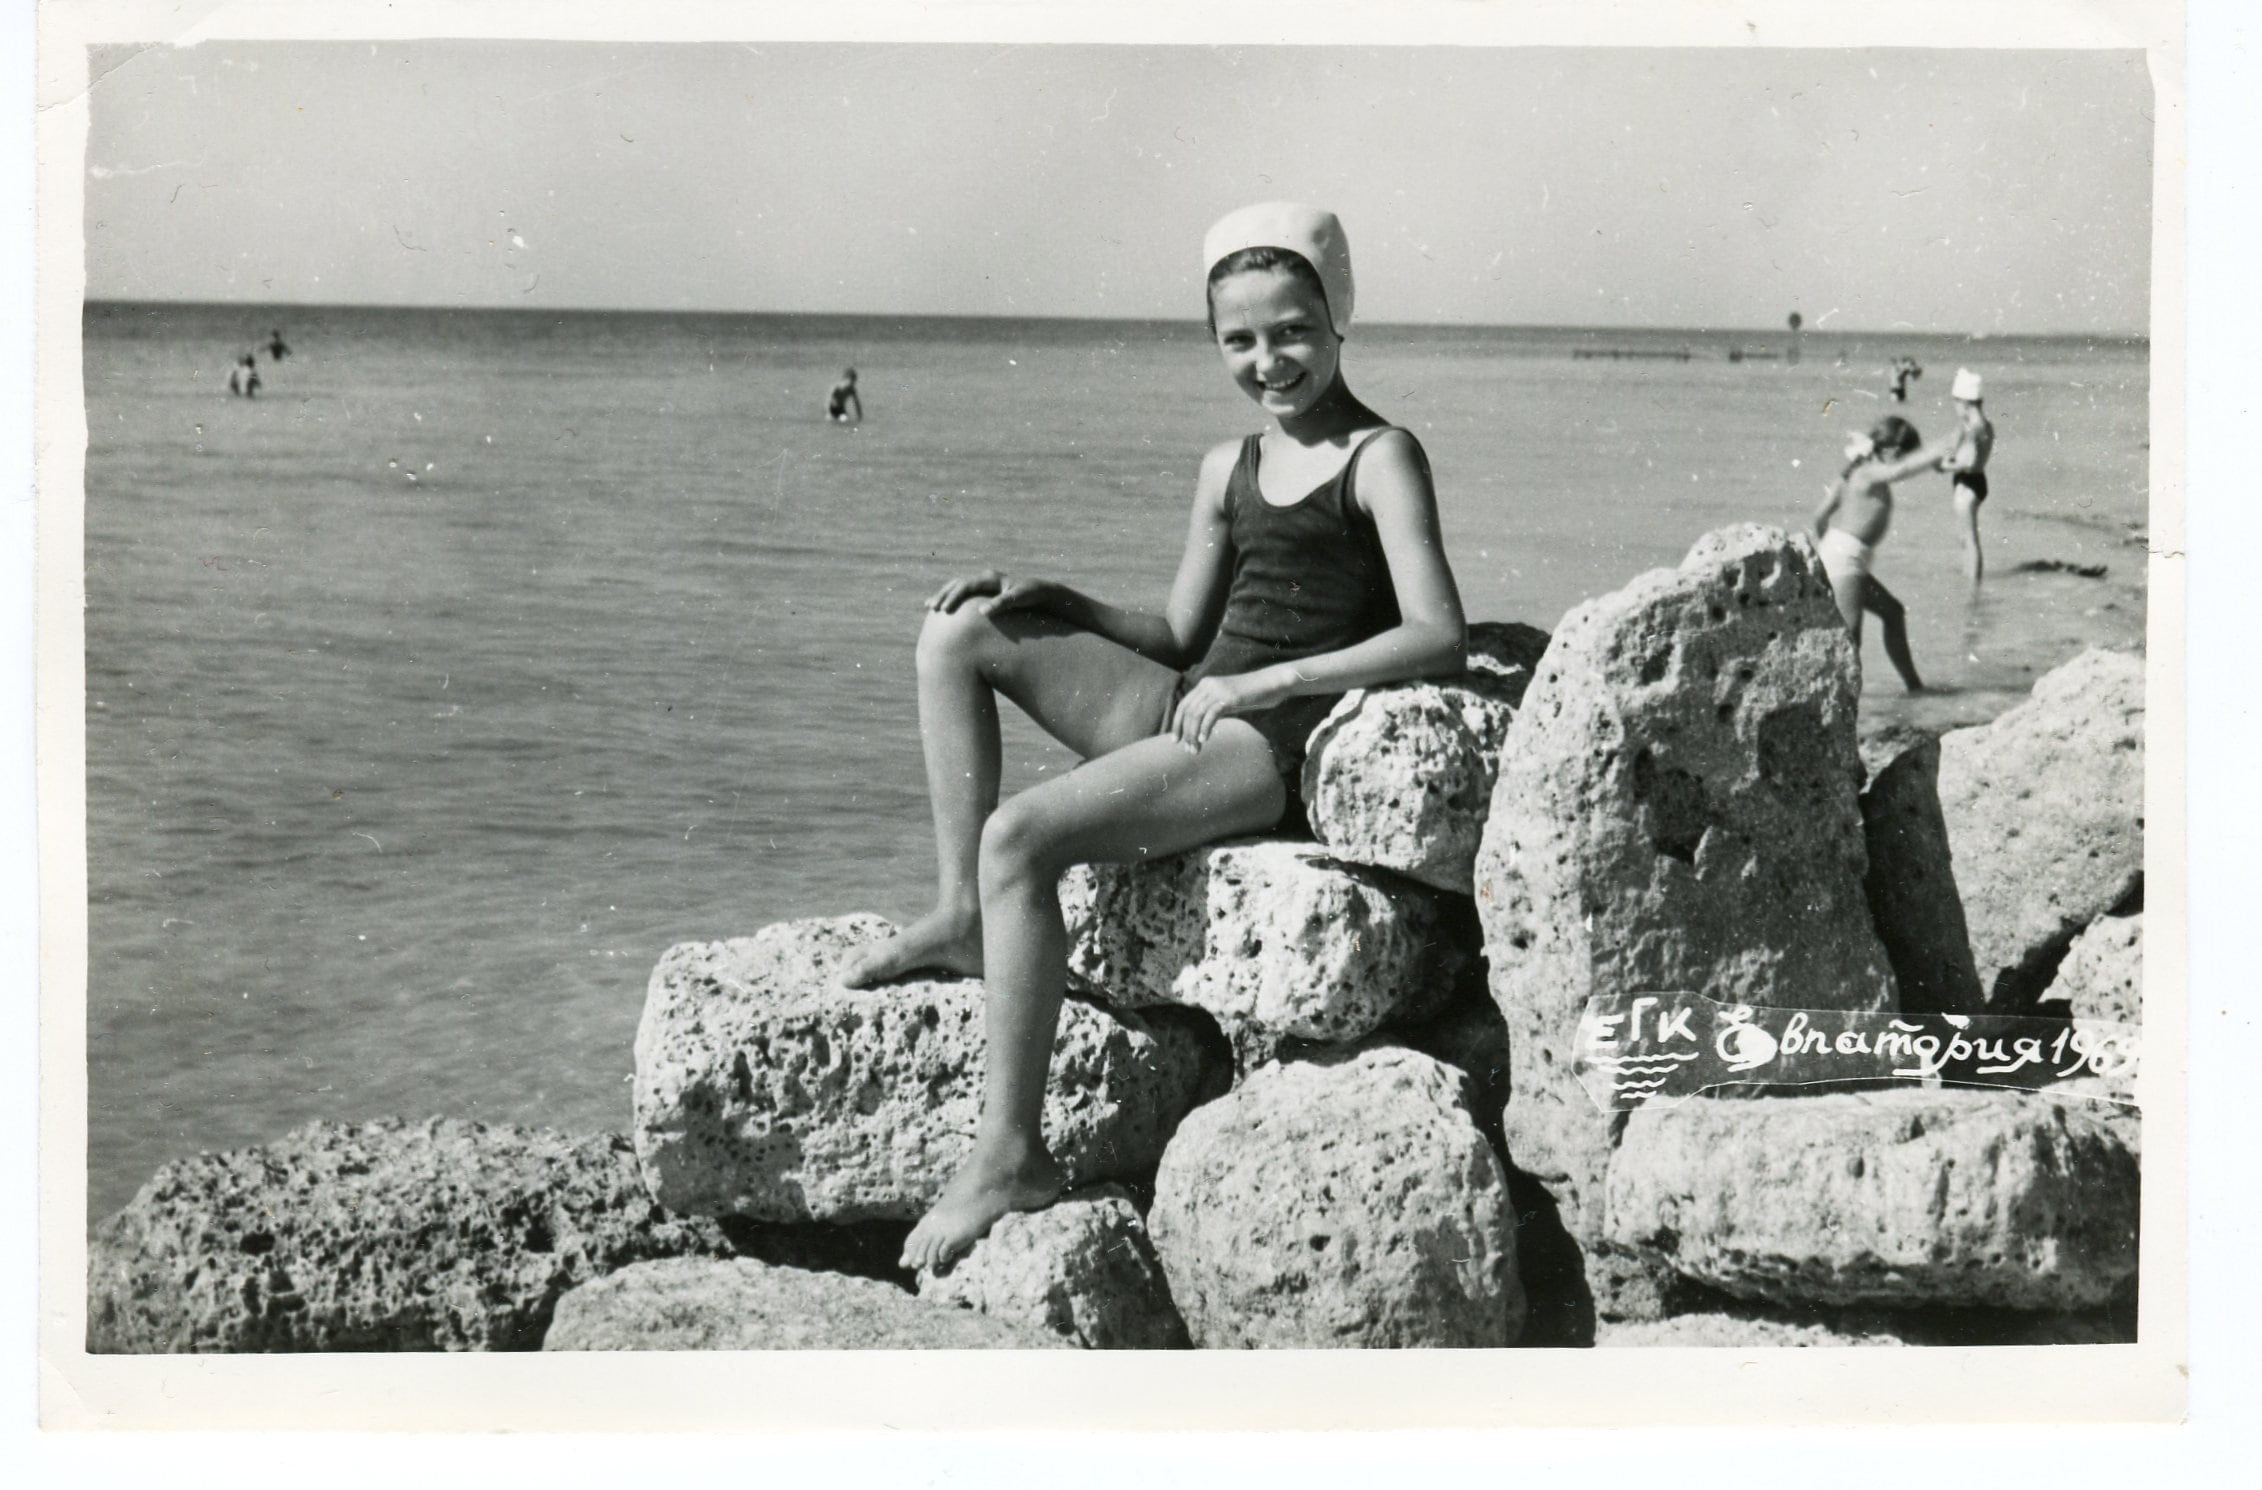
[[1178, 426, 1412, 833]]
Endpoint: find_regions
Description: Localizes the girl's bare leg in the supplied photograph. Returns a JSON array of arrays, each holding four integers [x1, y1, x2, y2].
[[1828, 567, 1867, 645], [1954, 485, 1986, 592], [899, 726, 1287, 1271], [840, 605, 1184, 987], [1865, 578, 1924, 692]]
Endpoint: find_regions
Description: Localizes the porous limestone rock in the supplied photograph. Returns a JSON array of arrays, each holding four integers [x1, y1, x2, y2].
[[1061, 839, 1458, 1049], [1860, 734, 1986, 1015], [1474, 526, 1895, 1264], [1149, 1046, 1523, 1348], [543, 1256, 1061, 1350], [1605, 1089, 2139, 1311], [2046, 913, 2143, 1029], [1302, 621, 1554, 893], [1598, 1311, 1911, 1348], [1937, 649, 2145, 1008], [1595, 1304, 2136, 1348], [916, 1184, 1188, 1349], [634, 915, 1224, 1222], [87, 1119, 734, 1353]]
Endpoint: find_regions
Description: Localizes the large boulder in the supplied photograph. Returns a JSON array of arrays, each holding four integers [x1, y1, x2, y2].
[[1149, 1046, 1523, 1348], [1061, 840, 1460, 1051], [1474, 526, 1894, 1265], [1860, 734, 1986, 1015], [1937, 649, 2145, 1008], [634, 916, 1224, 1222], [1604, 1089, 2139, 1311], [1302, 621, 1553, 893], [916, 1185, 1188, 1349], [87, 1119, 735, 1353], [543, 1257, 1062, 1349]]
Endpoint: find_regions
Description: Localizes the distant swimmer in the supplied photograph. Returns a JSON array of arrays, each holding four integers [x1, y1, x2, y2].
[[1938, 367, 1995, 592], [1887, 356, 1922, 403], [1812, 415, 1936, 692], [265, 328, 291, 361], [826, 368, 863, 425], [227, 352, 262, 398]]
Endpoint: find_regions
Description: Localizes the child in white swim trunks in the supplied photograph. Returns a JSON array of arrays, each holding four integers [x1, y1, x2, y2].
[[1812, 414, 1935, 692]]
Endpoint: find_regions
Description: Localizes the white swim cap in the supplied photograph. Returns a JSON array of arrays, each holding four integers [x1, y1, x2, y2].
[[1201, 201, 1355, 336], [1952, 367, 1984, 401]]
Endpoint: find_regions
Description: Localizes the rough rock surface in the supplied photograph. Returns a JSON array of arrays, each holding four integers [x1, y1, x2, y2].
[[1605, 1090, 2139, 1310], [1860, 735, 1986, 1015], [1303, 621, 1554, 893], [1597, 1305, 2135, 1348], [1598, 1312, 1912, 1348], [87, 1119, 735, 1353], [2047, 913, 2144, 1029], [1149, 1046, 1523, 1348], [543, 1257, 1062, 1350], [1061, 839, 1458, 1047], [1474, 526, 1894, 1258], [634, 915, 1224, 1222], [916, 1185, 1188, 1349], [1937, 649, 2146, 1008], [1601, 1302, 2135, 1348]]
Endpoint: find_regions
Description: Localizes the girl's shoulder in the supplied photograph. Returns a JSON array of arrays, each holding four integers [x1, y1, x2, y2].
[[1192, 435, 1253, 513], [1347, 425, 1434, 511]]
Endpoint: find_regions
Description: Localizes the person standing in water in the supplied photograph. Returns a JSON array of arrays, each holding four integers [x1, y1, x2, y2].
[[227, 352, 262, 398], [1939, 367, 1995, 591], [826, 368, 862, 424], [265, 328, 291, 361], [837, 203, 1466, 1270], [1887, 356, 1922, 403], [1812, 415, 1935, 692]]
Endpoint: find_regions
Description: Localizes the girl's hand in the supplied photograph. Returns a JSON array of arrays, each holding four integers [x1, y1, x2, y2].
[[1170, 666, 1296, 753], [925, 571, 1057, 617]]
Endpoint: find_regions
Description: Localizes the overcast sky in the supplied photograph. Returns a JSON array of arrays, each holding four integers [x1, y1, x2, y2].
[[83, 42, 2153, 333]]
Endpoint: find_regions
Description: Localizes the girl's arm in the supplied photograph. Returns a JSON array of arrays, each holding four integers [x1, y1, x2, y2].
[[1171, 430, 1466, 750], [932, 439, 1238, 669], [1871, 441, 1954, 483]]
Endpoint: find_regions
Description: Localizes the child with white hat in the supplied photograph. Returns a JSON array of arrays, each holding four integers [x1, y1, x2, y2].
[[837, 203, 1469, 1272], [1941, 367, 1995, 590]]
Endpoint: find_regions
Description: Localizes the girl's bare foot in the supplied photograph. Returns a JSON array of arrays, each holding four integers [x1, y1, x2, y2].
[[900, 1137, 1064, 1273], [839, 906, 983, 988]]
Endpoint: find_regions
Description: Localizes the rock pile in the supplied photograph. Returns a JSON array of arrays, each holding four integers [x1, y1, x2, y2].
[[87, 526, 2148, 1355]]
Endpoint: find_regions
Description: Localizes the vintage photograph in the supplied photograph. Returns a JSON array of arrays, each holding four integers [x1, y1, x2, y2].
[[56, 21, 2168, 1395]]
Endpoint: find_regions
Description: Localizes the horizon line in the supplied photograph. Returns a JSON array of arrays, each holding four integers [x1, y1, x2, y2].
[[79, 296, 2152, 344]]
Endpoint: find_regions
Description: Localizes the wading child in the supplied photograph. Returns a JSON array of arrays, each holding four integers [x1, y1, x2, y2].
[[1813, 414, 1934, 692], [838, 203, 1468, 1270], [826, 368, 862, 424], [1940, 367, 1995, 591]]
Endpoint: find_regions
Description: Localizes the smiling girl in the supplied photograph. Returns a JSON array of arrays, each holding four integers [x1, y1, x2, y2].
[[839, 203, 1468, 1270]]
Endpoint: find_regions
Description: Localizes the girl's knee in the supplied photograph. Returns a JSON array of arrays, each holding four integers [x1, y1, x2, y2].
[[978, 799, 1066, 888], [916, 603, 993, 674]]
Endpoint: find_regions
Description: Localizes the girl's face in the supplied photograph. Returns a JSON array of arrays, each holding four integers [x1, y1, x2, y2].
[[1209, 266, 1342, 423]]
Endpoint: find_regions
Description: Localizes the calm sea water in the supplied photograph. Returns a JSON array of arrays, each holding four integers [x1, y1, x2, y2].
[[82, 303, 2149, 1220]]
